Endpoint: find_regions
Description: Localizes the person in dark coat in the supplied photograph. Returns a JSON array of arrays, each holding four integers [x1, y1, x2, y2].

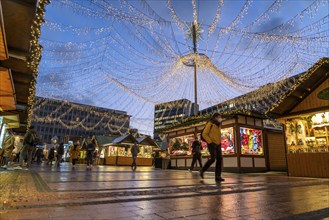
[[189, 137, 202, 171], [86, 142, 95, 169], [48, 147, 55, 165], [56, 143, 64, 167], [35, 148, 44, 164], [130, 142, 139, 170]]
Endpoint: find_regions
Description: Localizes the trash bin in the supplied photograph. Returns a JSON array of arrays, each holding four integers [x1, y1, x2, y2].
[[154, 157, 162, 168], [161, 158, 170, 169]]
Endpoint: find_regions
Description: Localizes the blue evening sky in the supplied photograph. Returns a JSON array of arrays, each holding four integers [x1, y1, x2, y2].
[[37, 0, 329, 135]]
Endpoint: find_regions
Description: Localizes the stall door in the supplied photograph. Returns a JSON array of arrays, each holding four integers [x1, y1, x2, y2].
[[267, 131, 287, 171]]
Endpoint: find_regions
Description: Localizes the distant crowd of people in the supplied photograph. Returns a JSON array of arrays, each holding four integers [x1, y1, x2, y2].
[[0, 126, 99, 170]]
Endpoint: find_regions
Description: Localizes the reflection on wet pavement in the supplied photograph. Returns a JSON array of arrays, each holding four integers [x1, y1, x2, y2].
[[0, 163, 328, 219]]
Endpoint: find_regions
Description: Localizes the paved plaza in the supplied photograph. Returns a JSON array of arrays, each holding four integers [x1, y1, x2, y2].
[[0, 164, 328, 220]]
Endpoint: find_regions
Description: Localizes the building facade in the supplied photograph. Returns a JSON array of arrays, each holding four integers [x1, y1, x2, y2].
[[32, 97, 130, 143], [154, 99, 195, 132]]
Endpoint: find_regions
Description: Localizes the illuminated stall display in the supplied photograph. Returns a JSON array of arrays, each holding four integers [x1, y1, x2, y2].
[[240, 127, 263, 155], [221, 127, 235, 155], [285, 112, 329, 153], [170, 134, 209, 156]]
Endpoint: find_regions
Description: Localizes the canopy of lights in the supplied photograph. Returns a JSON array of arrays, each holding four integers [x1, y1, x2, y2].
[[35, 0, 329, 135]]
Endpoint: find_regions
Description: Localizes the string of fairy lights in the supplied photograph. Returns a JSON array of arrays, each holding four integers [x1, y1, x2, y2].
[[28, 0, 329, 136]]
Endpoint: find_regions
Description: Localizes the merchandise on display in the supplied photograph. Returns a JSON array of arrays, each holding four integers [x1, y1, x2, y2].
[[240, 127, 263, 155], [285, 112, 329, 153], [221, 127, 235, 155]]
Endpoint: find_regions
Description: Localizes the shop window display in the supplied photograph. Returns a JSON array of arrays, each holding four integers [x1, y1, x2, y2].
[[240, 127, 263, 155], [170, 136, 192, 156], [169, 127, 236, 156], [140, 146, 152, 158], [285, 112, 329, 153], [221, 127, 235, 155], [108, 146, 117, 156]]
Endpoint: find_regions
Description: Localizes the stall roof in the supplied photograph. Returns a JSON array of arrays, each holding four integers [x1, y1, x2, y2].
[[92, 135, 120, 147], [0, 3, 8, 60], [267, 58, 329, 118], [136, 136, 159, 147], [106, 134, 137, 145]]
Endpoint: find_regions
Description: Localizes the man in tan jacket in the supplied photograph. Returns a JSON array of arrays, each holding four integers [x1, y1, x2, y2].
[[200, 113, 225, 182]]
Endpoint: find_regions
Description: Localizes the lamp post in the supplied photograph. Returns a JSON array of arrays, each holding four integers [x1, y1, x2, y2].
[[192, 24, 198, 117]]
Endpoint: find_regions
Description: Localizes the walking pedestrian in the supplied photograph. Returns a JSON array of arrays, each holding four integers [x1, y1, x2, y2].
[[1, 130, 15, 169], [69, 143, 81, 168], [199, 113, 225, 182], [189, 137, 202, 172], [131, 142, 139, 170], [17, 126, 38, 169], [56, 143, 64, 167], [86, 142, 95, 169], [48, 147, 55, 165], [12, 138, 23, 163]]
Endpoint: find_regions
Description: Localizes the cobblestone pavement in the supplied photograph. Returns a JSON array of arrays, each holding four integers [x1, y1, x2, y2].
[[0, 163, 328, 220]]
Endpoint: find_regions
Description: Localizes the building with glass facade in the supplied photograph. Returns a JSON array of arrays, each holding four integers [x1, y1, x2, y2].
[[32, 97, 130, 143]]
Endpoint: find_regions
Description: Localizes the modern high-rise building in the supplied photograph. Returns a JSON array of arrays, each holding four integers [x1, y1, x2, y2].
[[154, 99, 196, 132], [32, 97, 130, 143]]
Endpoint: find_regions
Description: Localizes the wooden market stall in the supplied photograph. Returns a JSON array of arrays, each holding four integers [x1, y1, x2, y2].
[[160, 113, 285, 173], [268, 58, 329, 178], [103, 134, 156, 166]]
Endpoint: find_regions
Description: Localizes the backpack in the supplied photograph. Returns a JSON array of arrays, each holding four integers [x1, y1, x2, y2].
[[200, 122, 212, 143]]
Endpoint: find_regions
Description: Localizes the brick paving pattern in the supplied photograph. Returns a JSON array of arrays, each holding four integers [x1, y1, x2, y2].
[[0, 163, 328, 219]]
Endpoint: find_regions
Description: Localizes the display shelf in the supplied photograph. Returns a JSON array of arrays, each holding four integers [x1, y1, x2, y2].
[[312, 123, 329, 128], [315, 135, 329, 138]]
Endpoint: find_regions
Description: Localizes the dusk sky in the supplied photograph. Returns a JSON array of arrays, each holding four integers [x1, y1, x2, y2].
[[36, 0, 329, 135]]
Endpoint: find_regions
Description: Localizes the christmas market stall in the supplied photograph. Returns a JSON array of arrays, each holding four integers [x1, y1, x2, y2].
[[268, 58, 329, 178], [103, 134, 135, 165], [136, 136, 159, 166], [103, 134, 155, 166]]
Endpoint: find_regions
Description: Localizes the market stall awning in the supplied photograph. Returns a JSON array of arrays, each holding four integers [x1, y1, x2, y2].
[[136, 136, 159, 147], [0, 0, 41, 133], [0, 67, 16, 110], [0, 114, 20, 128]]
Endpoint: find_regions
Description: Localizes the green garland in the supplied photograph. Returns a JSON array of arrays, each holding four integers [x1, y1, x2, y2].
[[26, 0, 50, 130]]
